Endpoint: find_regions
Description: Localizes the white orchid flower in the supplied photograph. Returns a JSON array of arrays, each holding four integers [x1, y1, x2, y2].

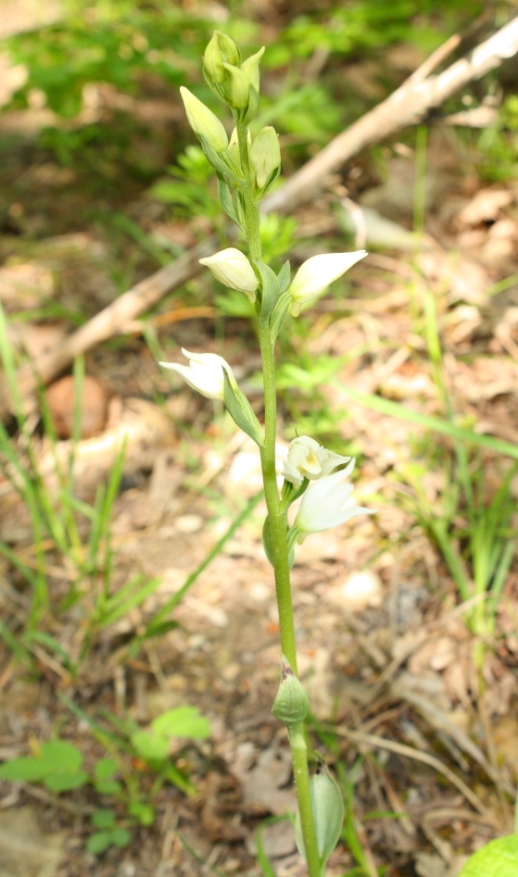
[[294, 459, 373, 542], [289, 250, 367, 315], [199, 247, 259, 300], [282, 436, 351, 489], [159, 348, 235, 401]]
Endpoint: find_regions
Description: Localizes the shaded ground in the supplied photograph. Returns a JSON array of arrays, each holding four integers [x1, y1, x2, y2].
[[0, 5, 518, 877]]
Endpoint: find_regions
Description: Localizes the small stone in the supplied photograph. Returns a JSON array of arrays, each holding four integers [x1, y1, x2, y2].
[[221, 661, 240, 682], [334, 570, 383, 610], [249, 581, 270, 602], [175, 514, 203, 534], [45, 375, 109, 439]]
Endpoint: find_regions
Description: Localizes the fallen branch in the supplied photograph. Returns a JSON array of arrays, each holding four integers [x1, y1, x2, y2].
[[3, 15, 518, 416]]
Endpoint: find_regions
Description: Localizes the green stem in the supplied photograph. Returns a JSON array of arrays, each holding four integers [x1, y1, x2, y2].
[[259, 320, 298, 671], [291, 726, 322, 877], [236, 121, 321, 877], [236, 123, 261, 262]]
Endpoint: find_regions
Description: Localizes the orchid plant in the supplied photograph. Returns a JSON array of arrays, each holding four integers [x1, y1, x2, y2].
[[160, 31, 371, 877]]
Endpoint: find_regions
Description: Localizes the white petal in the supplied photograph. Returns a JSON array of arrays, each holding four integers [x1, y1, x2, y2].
[[290, 251, 367, 303], [304, 505, 374, 533]]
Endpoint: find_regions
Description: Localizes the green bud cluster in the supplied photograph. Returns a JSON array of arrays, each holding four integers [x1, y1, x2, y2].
[[203, 31, 264, 123]]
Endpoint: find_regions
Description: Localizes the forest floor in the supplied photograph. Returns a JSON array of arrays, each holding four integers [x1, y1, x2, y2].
[[0, 6, 518, 877]]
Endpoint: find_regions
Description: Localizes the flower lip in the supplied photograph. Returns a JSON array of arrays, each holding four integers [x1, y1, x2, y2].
[[294, 460, 374, 539], [282, 435, 351, 489], [159, 347, 234, 401]]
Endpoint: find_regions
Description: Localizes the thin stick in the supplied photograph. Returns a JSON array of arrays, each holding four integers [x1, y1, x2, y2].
[[2, 17, 518, 415], [334, 725, 492, 820]]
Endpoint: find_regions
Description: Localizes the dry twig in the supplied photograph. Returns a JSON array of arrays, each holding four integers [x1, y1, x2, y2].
[[334, 725, 492, 820]]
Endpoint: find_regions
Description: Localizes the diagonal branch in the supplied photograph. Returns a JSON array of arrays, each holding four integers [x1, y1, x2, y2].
[[2, 15, 518, 416]]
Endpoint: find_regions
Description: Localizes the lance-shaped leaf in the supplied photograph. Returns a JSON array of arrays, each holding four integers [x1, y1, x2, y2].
[[295, 771, 344, 873], [223, 371, 263, 446]]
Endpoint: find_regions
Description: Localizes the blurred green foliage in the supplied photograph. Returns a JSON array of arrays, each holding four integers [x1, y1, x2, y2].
[[5, 0, 484, 135]]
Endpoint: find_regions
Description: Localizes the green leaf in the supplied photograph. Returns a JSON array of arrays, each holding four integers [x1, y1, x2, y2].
[[86, 827, 131, 855], [151, 706, 210, 740], [99, 576, 162, 627], [217, 175, 239, 224], [95, 778, 122, 795], [0, 756, 50, 783], [94, 758, 119, 781], [128, 800, 155, 826], [44, 771, 89, 792], [269, 290, 291, 341], [40, 740, 83, 774], [333, 383, 518, 461], [110, 827, 132, 848], [93, 758, 121, 794], [223, 372, 263, 447], [277, 260, 291, 295], [255, 260, 280, 318], [295, 772, 344, 871], [0, 739, 84, 786], [457, 835, 518, 877], [91, 809, 116, 830], [86, 831, 114, 855], [131, 730, 169, 761]]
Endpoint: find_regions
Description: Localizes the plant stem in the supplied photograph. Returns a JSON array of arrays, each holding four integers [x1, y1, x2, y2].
[[291, 726, 322, 876], [236, 122, 321, 877]]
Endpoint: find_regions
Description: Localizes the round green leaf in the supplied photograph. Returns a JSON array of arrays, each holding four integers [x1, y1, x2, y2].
[[40, 740, 83, 774], [128, 801, 155, 826], [91, 809, 116, 830], [110, 827, 132, 848], [131, 730, 169, 761], [86, 831, 114, 856], [44, 771, 89, 792], [457, 835, 518, 877], [0, 757, 49, 783], [151, 706, 210, 740]]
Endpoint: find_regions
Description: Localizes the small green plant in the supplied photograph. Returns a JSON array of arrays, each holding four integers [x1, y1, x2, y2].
[[0, 304, 162, 672], [402, 451, 517, 642], [151, 145, 221, 222], [0, 705, 210, 855], [457, 833, 518, 877], [158, 30, 375, 877]]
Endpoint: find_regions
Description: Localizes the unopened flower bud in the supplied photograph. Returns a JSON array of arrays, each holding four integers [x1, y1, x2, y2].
[[203, 31, 241, 85], [199, 247, 259, 298], [289, 250, 367, 315], [272, 657, 310, 728], [222, 63, 251, 110], [250, 126, 280, 188], [240, 46, 265, 92], [180, 87, 228, 154]]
